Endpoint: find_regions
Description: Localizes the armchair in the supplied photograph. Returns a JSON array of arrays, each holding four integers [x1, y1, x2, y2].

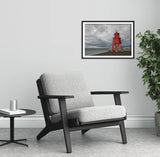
[[36, 73, 129, 153]]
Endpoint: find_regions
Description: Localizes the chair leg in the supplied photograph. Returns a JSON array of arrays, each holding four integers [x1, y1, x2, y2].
[[59, 98, 72, 153], [119, 121, 127, 144], [63, 127, 72, 153], [37, 127, 50, 140], [81, 129, 90, 134]]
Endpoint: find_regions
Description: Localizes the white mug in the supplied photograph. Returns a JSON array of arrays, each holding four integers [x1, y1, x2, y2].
[[10, 99, 18, 111]]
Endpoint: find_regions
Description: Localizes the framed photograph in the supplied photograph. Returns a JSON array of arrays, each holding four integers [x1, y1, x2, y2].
[[82, 21, 135, 59]]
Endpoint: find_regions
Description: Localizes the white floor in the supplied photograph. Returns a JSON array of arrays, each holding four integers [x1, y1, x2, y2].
[[0, 128, 159, 157]]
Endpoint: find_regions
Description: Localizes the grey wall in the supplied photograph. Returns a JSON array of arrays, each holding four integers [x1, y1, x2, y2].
[[0, 0, 159, 117]]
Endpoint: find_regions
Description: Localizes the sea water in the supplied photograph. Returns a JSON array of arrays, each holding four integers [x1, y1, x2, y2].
[[85, 48, 109, 56], [85, 47, 131, 56]]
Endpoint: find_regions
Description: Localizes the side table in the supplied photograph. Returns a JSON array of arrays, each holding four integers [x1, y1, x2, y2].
[[0, 109, 36, 147]]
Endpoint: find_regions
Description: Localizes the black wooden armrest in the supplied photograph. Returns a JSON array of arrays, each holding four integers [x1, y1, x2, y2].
[[91, 91, 129, 95], [38, 95, 74, 99], [91, 91, 129, 105]]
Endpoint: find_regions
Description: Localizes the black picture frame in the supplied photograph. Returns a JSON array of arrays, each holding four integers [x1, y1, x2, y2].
[[82, 21, 135, 59]]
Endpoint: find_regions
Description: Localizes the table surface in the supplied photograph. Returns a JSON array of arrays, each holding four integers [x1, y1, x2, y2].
[[0, 109, 36, 117]]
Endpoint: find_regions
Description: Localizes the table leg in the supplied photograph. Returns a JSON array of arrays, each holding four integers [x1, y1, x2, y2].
[[14, 141, 28, 147], [10, 117, 14, 141], [0, 141, 11, 146], [16, 139, 27, 142], [0, 117, 28, 147]]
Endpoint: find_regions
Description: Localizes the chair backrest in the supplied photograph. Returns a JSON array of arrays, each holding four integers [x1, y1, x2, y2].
[[40, 73, 94, 114]]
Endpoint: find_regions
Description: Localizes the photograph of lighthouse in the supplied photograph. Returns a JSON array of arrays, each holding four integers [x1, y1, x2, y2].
[[82, 21, 134, 59]]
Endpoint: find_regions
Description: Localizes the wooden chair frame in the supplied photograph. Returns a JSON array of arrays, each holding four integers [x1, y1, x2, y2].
[[36, 79, 129, 153]]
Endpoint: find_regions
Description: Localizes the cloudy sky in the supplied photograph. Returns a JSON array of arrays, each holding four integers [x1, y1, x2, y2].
[[85, 24, 131, 48]]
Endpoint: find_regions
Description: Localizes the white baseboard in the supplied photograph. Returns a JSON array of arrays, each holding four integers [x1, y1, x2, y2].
[[0, 115, 155, 128], [0, 116, 45, 128], [125, 115, 154, 128]]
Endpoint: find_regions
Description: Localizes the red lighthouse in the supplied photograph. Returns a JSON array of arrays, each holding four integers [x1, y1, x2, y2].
[[111, 32, 123, 52]]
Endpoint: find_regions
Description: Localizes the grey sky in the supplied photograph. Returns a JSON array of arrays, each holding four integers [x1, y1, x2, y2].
[[85, 24, 131, 48]]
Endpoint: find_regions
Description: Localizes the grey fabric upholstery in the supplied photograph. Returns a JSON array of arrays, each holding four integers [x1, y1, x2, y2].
[[51, 105, 126, 123], [40, 72, 127, 124], [40, 73, 94, 114]]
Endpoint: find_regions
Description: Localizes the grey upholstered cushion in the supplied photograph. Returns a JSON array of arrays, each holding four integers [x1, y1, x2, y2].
[[51, 105, 126, 123], [40, 73, 94, 114]]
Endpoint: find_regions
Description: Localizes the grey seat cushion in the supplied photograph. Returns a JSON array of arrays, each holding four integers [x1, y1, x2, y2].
[[51, 105, 126, 123], [40, 73, 94, 114]]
